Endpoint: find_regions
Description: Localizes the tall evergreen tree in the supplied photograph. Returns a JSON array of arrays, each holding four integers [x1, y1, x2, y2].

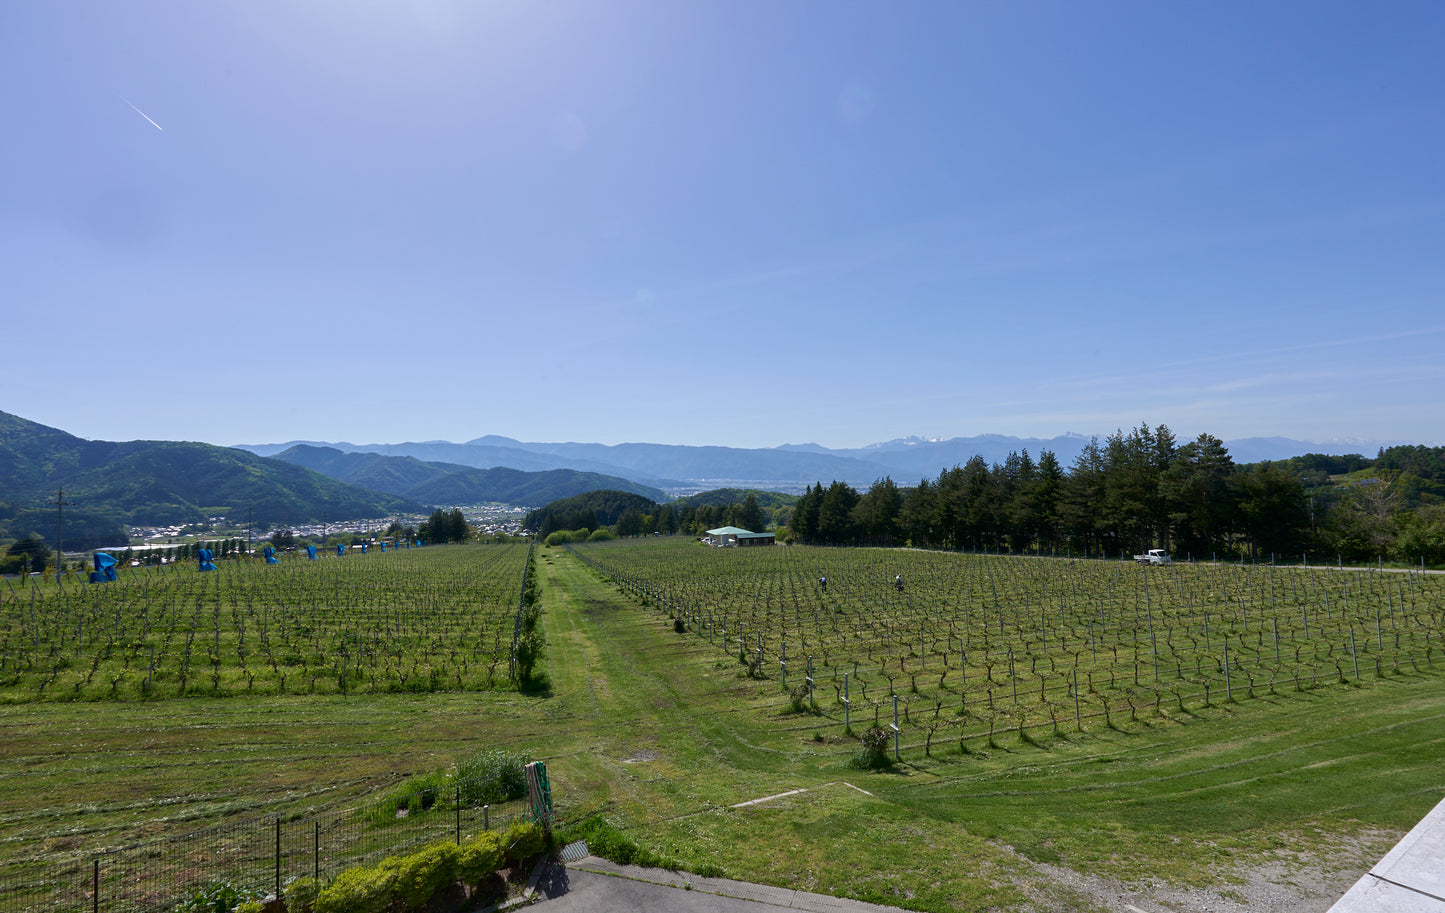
[[1062, 436, 1107, 555], [790, 483, 822, 542], [657, 503, 679, 535], [1234, 463, 1309, 560], [899, 478, 937, 547], [852, 477, 902, 544], [817, 481, 860, 544], [1032, 450, 1064, 553], [1162, 434, 1235, 559], [735, 493, 765, 532]]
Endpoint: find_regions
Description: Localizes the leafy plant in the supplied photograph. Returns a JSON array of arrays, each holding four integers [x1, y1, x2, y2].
[[556, 815, 697, 872], [283, 875, 324, 913], [312, 863, 395, 913], [173, 880, 265, 913], [310, 825, 544, 913], [786, 683, 812, 713], [456, 832, 505, 887], [457, 749, 529, 805], [847, 726, 893, 770], [390, 841, 460, 911]]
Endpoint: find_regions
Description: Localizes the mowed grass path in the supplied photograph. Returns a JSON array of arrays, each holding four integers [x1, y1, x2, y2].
[[537, 547, 1445, 912], [2, 544, 1444, 912]]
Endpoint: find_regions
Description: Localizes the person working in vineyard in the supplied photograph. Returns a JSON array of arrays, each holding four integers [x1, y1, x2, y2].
[[894, 574, 904, 591]]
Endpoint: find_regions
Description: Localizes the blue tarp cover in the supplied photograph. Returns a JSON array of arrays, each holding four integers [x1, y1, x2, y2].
[[90, 552, 118, 582]]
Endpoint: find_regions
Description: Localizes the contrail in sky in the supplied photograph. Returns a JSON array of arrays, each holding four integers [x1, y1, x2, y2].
[[124, 99, 164, 132]]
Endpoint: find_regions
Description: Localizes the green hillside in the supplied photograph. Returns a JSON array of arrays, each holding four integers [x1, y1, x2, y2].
[[273, 444, 667, 505], [670, 488, 797, 510], [272, 445, 456, 495], [0, 411, 423, 546], [523, 490, 660, 534]]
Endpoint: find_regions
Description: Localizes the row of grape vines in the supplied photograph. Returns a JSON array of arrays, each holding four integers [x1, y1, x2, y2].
[[568, 540, 1445, 751], [0, 543, 532, 702]]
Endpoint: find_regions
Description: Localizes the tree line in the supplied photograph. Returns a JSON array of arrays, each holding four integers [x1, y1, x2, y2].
[[418, 508, 470, 544], [527, 490, 778, 539], [788, 423, 1445, 565]]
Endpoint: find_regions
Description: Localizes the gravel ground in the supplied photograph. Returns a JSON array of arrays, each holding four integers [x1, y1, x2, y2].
[[1008, 829, 1401, 913]]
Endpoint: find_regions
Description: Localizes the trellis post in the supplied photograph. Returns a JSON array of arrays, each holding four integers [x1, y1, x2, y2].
[[891, 694, 900, 760]]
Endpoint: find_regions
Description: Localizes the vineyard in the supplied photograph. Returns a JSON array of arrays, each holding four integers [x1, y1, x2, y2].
[[0, 543, 534, 703], [568, 539, 1445, 753]]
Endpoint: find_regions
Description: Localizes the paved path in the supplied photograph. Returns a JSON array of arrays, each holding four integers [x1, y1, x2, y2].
[[1328, 793, 1445, 912], [526, 856, 914, 913]]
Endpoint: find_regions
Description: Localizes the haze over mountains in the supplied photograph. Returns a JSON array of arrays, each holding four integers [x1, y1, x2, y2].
[[237, 432, 1414, 493]]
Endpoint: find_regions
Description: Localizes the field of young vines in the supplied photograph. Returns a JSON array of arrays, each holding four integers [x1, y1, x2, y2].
[[570, 539, 1445, 753], [0, 543, 533, 703]]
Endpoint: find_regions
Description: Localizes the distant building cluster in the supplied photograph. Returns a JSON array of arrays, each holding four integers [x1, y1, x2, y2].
[[119, 505, 531, 554]]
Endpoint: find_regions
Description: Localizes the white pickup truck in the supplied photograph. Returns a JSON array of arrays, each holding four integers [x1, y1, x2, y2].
[[1134, 549, 1172, 566]]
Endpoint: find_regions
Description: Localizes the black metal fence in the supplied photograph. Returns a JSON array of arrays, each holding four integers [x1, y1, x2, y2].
[[1, 780, 529, 913]]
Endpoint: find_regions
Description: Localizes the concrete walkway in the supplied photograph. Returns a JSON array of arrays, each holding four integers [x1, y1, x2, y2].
[[528, 855, 915, 913], [1328, 792, 1445, 912]]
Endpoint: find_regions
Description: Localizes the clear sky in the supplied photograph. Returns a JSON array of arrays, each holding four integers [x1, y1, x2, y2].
[[4, 1, 1443, 450]]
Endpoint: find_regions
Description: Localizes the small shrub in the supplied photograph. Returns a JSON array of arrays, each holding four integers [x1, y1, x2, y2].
[[501, 821, 548, 867], [846, 726, 893, 770], [556, 816, 677, 870], [391, 841, 460, 911], [283, 876, 324, 913], [405, 770, 450, 815], [457, 749, 529, 805], [173, 881, 265, 913], [786, 684, 811, 713], [512, 627, 546, 686], [557, 815, 639, 865], [313, 863, 395, 913], [456, 832, 504, 887]]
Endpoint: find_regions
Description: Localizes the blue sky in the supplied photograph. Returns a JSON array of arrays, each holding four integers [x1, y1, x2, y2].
[[4, 1, 1443, 450]]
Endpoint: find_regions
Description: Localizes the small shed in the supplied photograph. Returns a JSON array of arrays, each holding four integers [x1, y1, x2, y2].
[[705, 526, 775, 547]]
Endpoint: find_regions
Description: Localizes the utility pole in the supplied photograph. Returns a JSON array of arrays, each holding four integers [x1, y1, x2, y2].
[[53, 488, 76, 580]]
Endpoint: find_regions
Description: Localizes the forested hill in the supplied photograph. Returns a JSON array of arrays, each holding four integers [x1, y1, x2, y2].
[[0, 410, 423, 548], [271, 445, 667, 505], [669, 489, 796, 532], [669, 488, 797, 511], [524, 491, 659, 536]]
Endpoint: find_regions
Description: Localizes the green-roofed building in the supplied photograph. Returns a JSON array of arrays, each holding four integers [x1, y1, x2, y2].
[[704, 525, 775, 547]]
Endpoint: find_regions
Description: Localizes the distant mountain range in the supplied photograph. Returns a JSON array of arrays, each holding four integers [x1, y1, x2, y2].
[[0, 411, 668, 549], [237, 432, 1415, 493], [269, 445, 666, 504]]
